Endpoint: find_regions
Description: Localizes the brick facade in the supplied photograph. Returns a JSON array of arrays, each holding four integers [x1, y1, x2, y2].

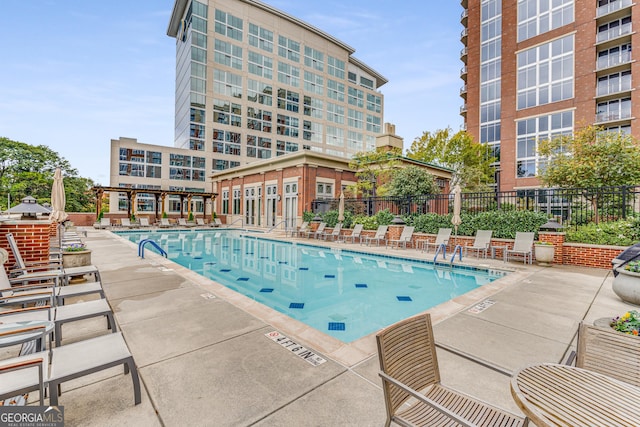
[[0, 220, 51, 271]]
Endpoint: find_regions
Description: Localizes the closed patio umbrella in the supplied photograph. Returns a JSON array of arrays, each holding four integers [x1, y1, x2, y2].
[[451, 184, 462, 237], [338, 191, 345, 223], [50, 167, 68, 223]]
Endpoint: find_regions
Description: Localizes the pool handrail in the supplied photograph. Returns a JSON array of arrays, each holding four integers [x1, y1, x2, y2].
[[138, 239, 168, 259], [266, 219, 288, 233]]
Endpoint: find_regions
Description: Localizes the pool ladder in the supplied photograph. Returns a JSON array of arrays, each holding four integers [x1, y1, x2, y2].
[[433, 244, 464, 264], [138, 239, 168, 259]]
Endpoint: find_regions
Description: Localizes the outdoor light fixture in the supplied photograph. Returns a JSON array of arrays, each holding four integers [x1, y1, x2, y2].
[[391, 215, 406, 225]]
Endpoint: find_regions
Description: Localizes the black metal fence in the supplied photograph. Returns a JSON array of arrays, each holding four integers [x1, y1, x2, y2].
[[311, 185, 640, 226]]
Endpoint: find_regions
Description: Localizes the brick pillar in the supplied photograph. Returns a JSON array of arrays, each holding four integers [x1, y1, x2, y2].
[[539, 232, 565, 265], [0, 220, 52, 271], [388, 225, 403, 241]]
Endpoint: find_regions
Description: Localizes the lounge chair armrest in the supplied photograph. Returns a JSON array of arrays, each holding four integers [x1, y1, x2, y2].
[[0, 305, 52, 318], [6, 279, 57, 290], [378, 372, 479, 427], [564, 350, 577, 366], [0, 291, 52, 302]]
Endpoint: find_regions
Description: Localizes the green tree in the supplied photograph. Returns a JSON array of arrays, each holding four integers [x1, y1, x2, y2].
[[538, 126, 640, 222], [347, 149, 401, 197], [407, 128, 495, 191], [387, 165, 439, 197], [0, 137, 96, 212]]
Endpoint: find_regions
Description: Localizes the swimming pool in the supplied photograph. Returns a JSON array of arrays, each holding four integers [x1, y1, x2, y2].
[[119, 229, 507, 342]]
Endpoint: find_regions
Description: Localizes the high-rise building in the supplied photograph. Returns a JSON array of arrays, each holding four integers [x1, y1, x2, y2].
[[461, 0, 637, 191], [167, 0, 387, 173]]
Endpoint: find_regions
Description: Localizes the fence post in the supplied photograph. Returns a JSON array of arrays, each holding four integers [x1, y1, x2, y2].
[[622, 185, 627, 219]]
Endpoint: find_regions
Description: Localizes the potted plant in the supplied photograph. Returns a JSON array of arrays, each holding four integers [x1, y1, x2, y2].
[[534, 241, 555, 266], [609, 310, 640, 336], [613, 261, 640, 305], [62, 243, 92, 269]]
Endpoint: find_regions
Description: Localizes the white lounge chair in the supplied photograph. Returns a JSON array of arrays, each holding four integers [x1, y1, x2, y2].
[[387, 226, 415, 249], [120, 218, 132, 228], [0, 257, 104, 307], [211, 218, 222, 227], [196, 218, 206, 227], [289, 221, 309, 238], [506, 232, 535, 264], [465, 230, 493, 258], [362, 225, 388, 247], [178, 218, 195, 228], [306, 222, 326, 239], [422, 228, 452, 253], [159, 218, 173, 228], [93, 217, 111, 229], [322, 223, 342, 241], [1, 300, 117, 347], [139, 217, 151, 227], [7, 233, 102, 286], [0, 331, 141, 407], [340, 224, 363, 243]]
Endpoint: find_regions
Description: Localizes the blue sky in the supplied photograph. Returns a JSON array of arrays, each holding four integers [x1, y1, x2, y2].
[[0, 1, 463, 185]]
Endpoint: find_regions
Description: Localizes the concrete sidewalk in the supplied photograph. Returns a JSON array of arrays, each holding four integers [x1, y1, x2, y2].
[[50, 227, 634, 426]]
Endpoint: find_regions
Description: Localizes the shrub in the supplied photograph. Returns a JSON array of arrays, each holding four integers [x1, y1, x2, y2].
[[352, 209, 394, 230], [188, 212, 194, 222], [565, 217, 640, 246]]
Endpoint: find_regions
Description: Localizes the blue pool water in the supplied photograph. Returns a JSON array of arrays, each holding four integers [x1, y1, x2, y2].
[[118, 229, 507, 343]]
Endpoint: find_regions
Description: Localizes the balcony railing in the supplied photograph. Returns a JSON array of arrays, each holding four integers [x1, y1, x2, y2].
[[461, 28, 468, 40], [597, 51, 632, 70], [597, 0, 632, 17], [596, 78, 632, 97], [596, 22, 632, 43], [595, 110, 632, 123], [460, 9, 468, 23]]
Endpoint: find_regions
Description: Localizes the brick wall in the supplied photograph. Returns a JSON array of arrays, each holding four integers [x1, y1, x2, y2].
[[0, 220, 51, 270], [563, 243, 625, 269]]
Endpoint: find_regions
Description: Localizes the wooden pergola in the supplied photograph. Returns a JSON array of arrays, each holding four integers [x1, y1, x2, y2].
[[91, 186, 217, 220]]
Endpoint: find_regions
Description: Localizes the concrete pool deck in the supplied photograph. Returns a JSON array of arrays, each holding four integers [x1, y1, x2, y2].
[[22, 227, 636, 426]]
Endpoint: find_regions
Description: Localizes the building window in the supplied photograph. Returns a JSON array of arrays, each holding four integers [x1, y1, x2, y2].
[[246, 107, 272, 132], [326, 102, 344, 124], [517, 35, 574, 109], [248, 50, 273, 78], [516, 111, 573, 178], [302, 121, 323, 143], [277, 62, 300, 87], [276, 114, 299, 137], [221, 190, 229, 214], [597, 97, 631, 122], [247, 79, 273, 106], [214, 39, 242, 70], [214, 9, 243, 41], [597, 70, 632, 96], [597, 15, 632, 43], [327, 79, 345, 102], [360, 76, 374, 89], [517, 0, 574, 42], [277, 89, 299, 112], [366, 93, 381, 113], [304, 46, 324, 71], [276, 140, 299, 156], [347, 131, 363, 151], [366, 114, 381, 133], [303, 71, 324, 95], [213, 129, 241, 155], [327, 56, 345, 79], [597, 43, 632, 70], [214, 70, 242, 98], [303, 96, 323, 118], [232, 189, 241, 214], [248, 23, 273, 52], [348, 109, 364, 129], [277, 36, 300, 62], [213, 99, 242, 127], [348, 87, 364, 108], [326, 125, 344, 146], [246, 135, 272, 159], [316, 182, 334, 199]]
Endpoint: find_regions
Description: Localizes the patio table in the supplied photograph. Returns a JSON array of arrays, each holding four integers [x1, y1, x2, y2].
[[511, 363, 640, 427]]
